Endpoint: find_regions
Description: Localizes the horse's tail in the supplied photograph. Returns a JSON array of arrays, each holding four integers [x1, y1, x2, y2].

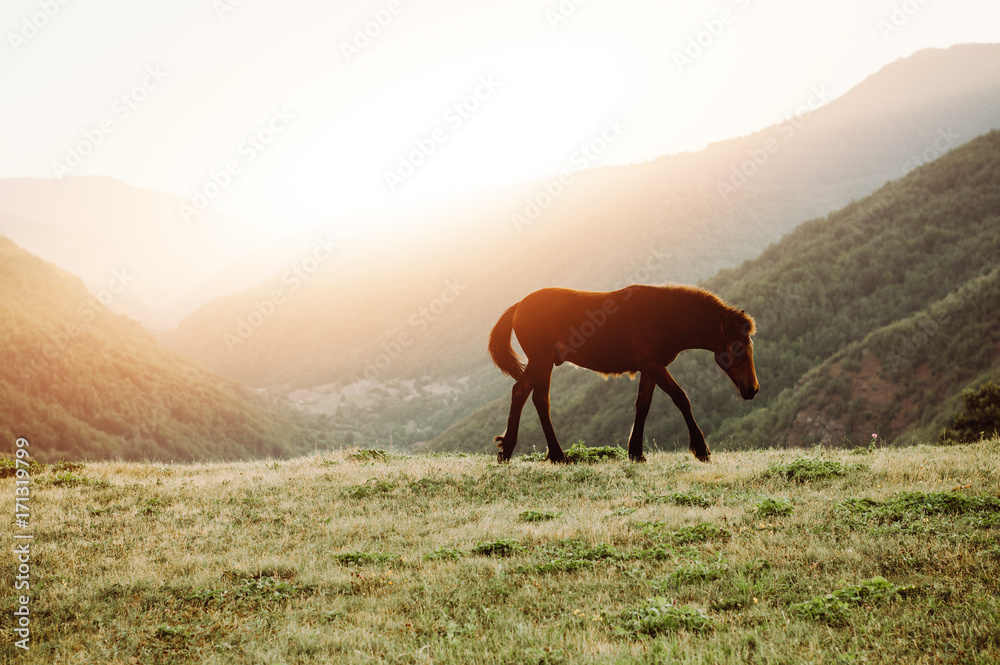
[[488, 303, 525, 381]]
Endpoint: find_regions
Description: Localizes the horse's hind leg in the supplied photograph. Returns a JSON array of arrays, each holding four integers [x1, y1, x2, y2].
[[529, 364, 568, 463], [495, 375, 533, 462], [626, 372, 656, 462]]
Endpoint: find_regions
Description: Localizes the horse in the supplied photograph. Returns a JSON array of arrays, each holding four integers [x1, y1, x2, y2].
[[488, 284, 758, 463]]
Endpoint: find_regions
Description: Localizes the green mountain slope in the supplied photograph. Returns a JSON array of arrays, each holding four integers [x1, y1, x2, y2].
[[430, 130, 1000, 453], [726, 266, 1000, 446], [0, 236, 322, 462]]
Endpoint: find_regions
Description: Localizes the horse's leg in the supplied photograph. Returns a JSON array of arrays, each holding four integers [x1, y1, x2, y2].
[[495, 374, 534, 462], [529, 364, 567, 463], [626, 372, 656, 462], [649, 365, 710, 462]]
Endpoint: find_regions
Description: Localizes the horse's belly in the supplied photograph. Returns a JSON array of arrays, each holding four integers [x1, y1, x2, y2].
[[555, 330, 636, 374]]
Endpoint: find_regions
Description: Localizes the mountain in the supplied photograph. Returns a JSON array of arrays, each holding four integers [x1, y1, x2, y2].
[[431, 129, 1000, 454], [0, 235, 324, 462], [161, 44, 1000, 451], [0, 176, 269, 330]]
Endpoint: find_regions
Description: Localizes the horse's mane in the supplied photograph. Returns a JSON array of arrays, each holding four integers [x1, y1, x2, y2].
[[657, 284, 757, 335]]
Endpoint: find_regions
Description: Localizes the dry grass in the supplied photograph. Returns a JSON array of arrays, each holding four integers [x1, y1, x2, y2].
[[2, 440, 999, 664]]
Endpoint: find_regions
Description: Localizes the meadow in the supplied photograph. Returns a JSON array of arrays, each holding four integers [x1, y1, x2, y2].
[[2, 439, 999, 664]]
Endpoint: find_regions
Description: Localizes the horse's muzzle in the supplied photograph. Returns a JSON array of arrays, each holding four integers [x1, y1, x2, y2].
[[741, 386, 758, 400]]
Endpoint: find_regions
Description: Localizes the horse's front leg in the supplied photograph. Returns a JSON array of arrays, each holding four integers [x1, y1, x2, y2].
[[626, 372, 656, 462], [649, 365, 710, 462]]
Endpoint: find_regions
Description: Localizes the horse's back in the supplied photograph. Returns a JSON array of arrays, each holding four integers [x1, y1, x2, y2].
[[512, 286, 639, 372]]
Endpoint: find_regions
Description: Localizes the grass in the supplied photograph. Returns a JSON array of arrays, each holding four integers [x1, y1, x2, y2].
[[1, 440, 999, 663]]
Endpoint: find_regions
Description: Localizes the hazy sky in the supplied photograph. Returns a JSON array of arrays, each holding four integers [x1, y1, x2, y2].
[[3, 0, 999, 234]]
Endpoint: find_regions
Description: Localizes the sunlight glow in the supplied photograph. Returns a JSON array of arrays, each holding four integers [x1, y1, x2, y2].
[[1, 0, 998, 234]]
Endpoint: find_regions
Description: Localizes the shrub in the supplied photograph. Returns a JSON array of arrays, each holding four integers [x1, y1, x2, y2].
[[938, 382, 1000, 443]]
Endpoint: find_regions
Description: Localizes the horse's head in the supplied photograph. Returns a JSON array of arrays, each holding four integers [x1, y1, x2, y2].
[[715, 309, 759, 400]]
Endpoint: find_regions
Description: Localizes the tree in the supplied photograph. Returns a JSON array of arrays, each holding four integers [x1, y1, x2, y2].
[[938, 382, 1000, 444]]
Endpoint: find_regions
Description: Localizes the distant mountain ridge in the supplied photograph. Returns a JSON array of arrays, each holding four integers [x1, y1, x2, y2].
[[0, 176, 269, 330]]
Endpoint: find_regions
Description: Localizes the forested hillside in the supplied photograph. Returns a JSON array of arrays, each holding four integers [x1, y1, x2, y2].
[[0, 236, 323, 462], [430, 130, 1000, 453]]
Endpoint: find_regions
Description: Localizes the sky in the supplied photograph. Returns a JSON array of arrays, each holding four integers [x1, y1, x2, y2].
[[2, 0, 999, 236]]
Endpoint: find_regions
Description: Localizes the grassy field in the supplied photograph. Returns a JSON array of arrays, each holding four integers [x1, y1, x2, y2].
[[2, 439, 999, 664]]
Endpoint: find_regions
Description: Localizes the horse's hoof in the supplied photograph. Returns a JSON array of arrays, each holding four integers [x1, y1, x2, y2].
[[696, 454, 711, 463], [629, 455, 647, 463]]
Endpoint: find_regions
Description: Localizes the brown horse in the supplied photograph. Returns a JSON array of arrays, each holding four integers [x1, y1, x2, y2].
[[488, 284, 758, 463]]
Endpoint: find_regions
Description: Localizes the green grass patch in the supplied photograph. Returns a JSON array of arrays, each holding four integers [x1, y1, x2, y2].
[[518, 509, 562, 522], [515, 559, 597, 575], [656, 561, 727, 588], [636, 521, 731, 545], [749, 497, 794, 518], [188, 576, 302, 607], [346, 448, 391, 462], [789, 576, 911, 624], [332, 551, 402, 566], [836, 490, 1000, 532], [763, 456, 847, 483], [648, 491, 712, 508], [342, 478, 397, 499], [522, 442, 626, 463], [423, 546, 463, 561], [614, 597, 713, 636], [471, 539, 526, 557]]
